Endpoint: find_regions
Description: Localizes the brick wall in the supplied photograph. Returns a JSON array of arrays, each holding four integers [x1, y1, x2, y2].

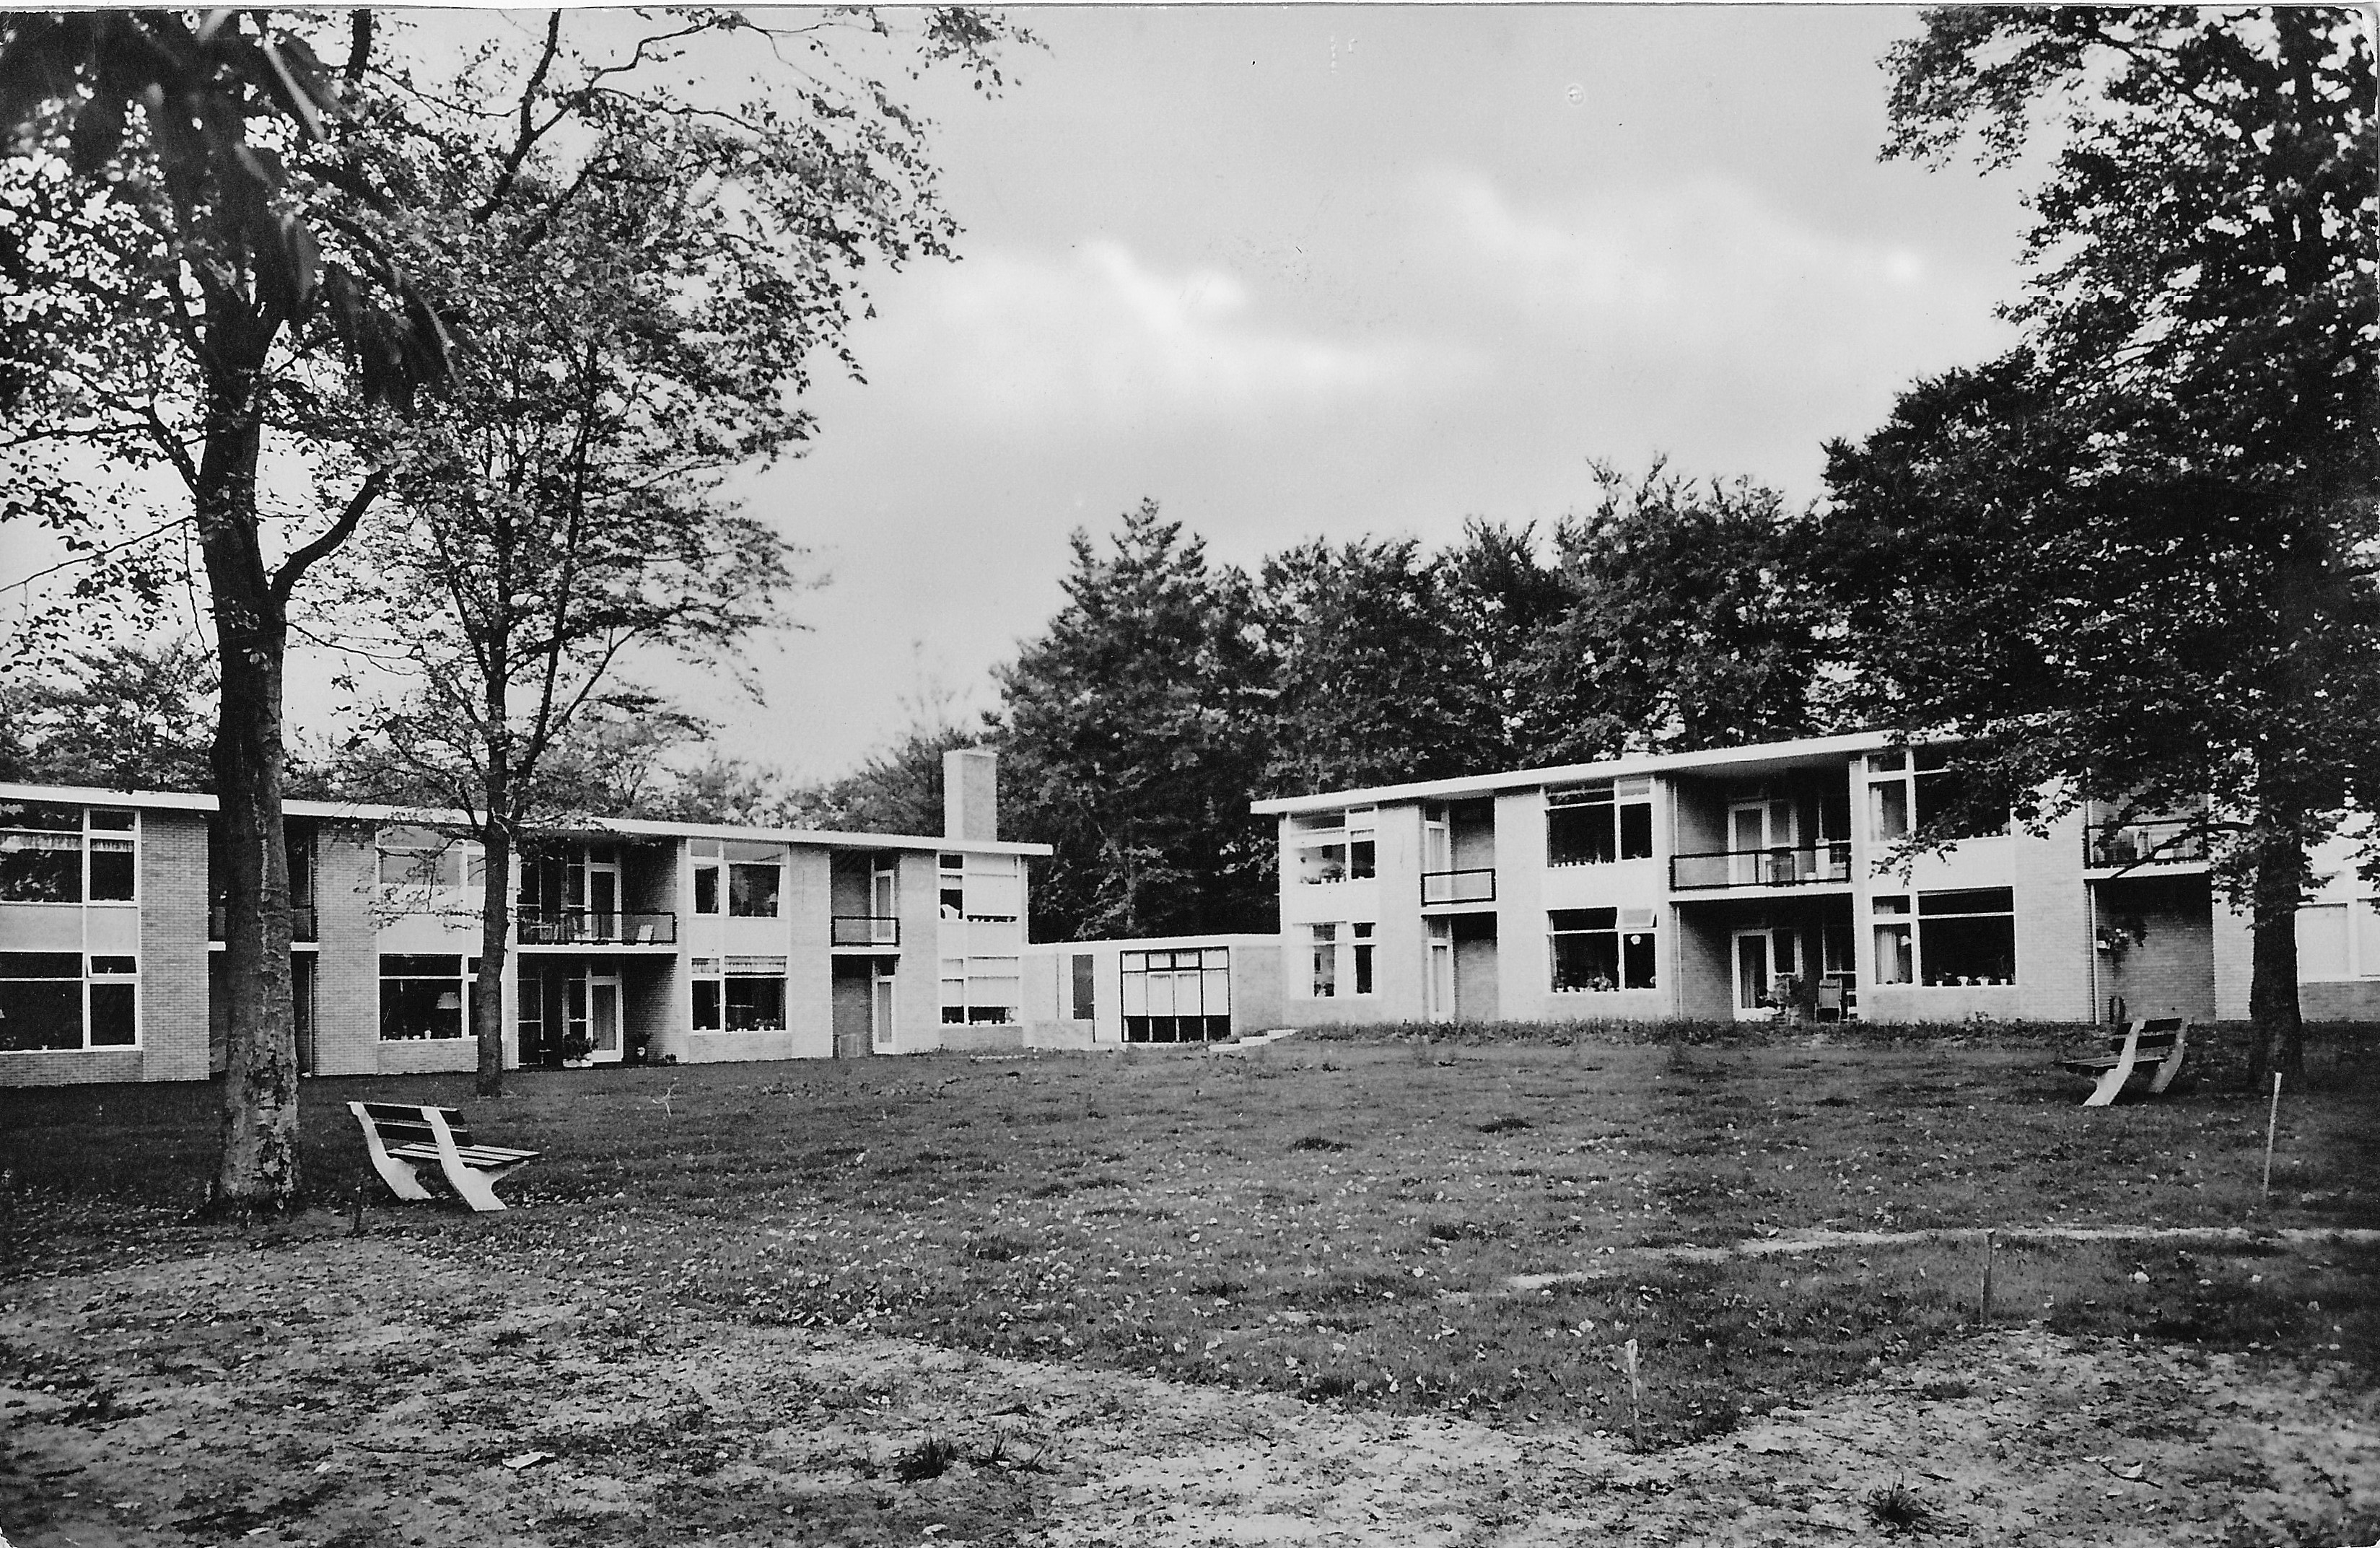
[[2011, 813, 2093, 1021], [141, 810, 212, 1082], [312, 822, 382, 1076]]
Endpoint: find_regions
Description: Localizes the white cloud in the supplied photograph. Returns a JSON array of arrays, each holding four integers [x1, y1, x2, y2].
[[856, 238, 1472, 429], [1416, 165, 2011, 382]]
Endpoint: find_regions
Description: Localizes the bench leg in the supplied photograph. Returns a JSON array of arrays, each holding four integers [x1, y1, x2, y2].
[[2082, 1056, 2135, 1108], [2147, 1051, 2186, 1096], [439, 1159, 508, 1213], [364, 1146, 436, 1202]]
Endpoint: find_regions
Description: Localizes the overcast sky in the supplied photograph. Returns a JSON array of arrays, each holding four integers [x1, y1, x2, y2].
[[1, 5, 2048, 787], [722, 4, 2039, 782]]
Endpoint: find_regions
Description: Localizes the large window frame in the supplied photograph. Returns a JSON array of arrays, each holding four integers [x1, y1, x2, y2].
[[0, 803, 139, 906], [1120, 947, 1231, 1042], [1548, 908, 1658, 993], [1546, 777, 1653, 867], [1288, 808, 1376, 887], [375, 826, 484, 893], [691, 955, 789, 1031], [0, 952, 139, 1051], [1865, 748, 2008, 844], [1871, 889, 2017, 987], [378, 953, 477, 1041], [940, 954, 1021, 1026]]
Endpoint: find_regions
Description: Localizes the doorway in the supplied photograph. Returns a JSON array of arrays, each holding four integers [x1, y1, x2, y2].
[[1425, 919, 1454, 1023], [870, 962, 897, 1053], [1731, 927, 1798, 1019], [1729, 799, 1798, 885], [587, 973, 623, 1063]]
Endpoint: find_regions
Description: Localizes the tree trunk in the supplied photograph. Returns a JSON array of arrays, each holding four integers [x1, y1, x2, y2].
[[2244, 785, 2308, 1088], [473, 821, 510, 1097], [198, 367, 301, 1214]]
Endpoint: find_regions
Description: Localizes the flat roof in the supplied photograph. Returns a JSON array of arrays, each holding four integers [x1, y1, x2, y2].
[[1248, 728, 1899, 815], [0, 782, 1051, 857]]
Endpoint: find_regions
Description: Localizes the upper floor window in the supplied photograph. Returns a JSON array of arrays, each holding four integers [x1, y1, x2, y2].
[[939, 852, 1022, 922], [1546, 777, 1653, 866], [376, 826, 482, 891], [0, 803, 137, 904], [1865, 748, 2008, 843], [1290, 808, 1375, 885], [727, 844, 782, 917]]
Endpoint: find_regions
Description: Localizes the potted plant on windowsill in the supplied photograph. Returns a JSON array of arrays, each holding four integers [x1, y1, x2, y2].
[[561, 1028, 594, 1069]]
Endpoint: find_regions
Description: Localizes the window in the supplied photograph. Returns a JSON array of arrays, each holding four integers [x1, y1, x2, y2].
[[376, 827, 481, 891], [940, 956, 1020, 1025], [0, 803, 138, 904], [725, 842, 782, 917], [1069, 953, 1096, 1020], [2298, 898, 2380, 980], [0, 953, 138, 1051], [693, 864, 720, 915], [1308, 923, 1339, 997], [938, 852, 1021, 922], [1121, 948, 1231, 1041], [1546, 778, 1653, 867], [379, 955, 475, 1041], [1866, 748, 2006, 843], [1549, 909, 1657, 992], [1917, 888, 2016, 984], [1352, 922, 1375, 996], [726, 975, 786, 1031], [1873, 889, 2016, 988], [1289, 809, 1375, 885], [1871, 896, 1915, 984], [693, 956, 786, 1031]]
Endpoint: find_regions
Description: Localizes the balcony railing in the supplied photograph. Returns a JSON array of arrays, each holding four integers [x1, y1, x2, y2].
[[831, 914, 901, 947], [209, 905, 318, 942], [517, 908, 676, 946], [1420, 867, 1497, 905], [2086, 819, 2209, 870], [1671, 843, 1853, 891]]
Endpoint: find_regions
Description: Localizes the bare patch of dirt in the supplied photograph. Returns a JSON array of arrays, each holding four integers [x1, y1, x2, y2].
[[0, 1228, 2371, 1547]]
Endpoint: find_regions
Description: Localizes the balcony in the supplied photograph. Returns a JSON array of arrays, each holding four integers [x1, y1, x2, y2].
[[2086, 819, 2209, 870], [831, 914, 901, 947], [209, 905, 318, 942], [1420, 867, 1496, 905], [516, 908, 676, 946], [1671, 843, 1852, 892]]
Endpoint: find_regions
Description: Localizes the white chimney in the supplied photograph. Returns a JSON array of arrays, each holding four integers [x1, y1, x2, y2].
[[943, 748, 998, 843]]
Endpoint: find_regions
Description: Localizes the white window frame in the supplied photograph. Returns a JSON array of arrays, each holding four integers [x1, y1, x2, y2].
[[1547, 908, 1658, 992], [1545, 777, 1653, 867], [1287, 808, 1375, 886], [941, 953, 1021, 1026], [0, 803, 139, 906]]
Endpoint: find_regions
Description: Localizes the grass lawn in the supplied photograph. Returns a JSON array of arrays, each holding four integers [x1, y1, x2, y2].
[[5, 1022, 2374, 1451]]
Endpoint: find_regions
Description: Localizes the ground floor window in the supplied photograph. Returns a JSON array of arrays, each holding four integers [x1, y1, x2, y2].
[[0, 952, 137, 1051], [693, 956, 787, 1031], [1874, 890, 2016, 986], [1305, 922, 1376, 999], [380, 954, 475, 1041], [940, 955, 1021, 1025], [1549, 909, 1657, 992], [1121, 948, 1230, 1041]]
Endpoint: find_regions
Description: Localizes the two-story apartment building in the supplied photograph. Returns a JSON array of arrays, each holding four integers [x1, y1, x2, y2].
[[1254, 730, 2379, 1028], [0, 751, 1049, 1086]]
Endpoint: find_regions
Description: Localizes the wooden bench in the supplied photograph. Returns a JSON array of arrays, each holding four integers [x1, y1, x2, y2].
[[350, 1102, 539, 1213], [2057, 1018, 2188, 1107]]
